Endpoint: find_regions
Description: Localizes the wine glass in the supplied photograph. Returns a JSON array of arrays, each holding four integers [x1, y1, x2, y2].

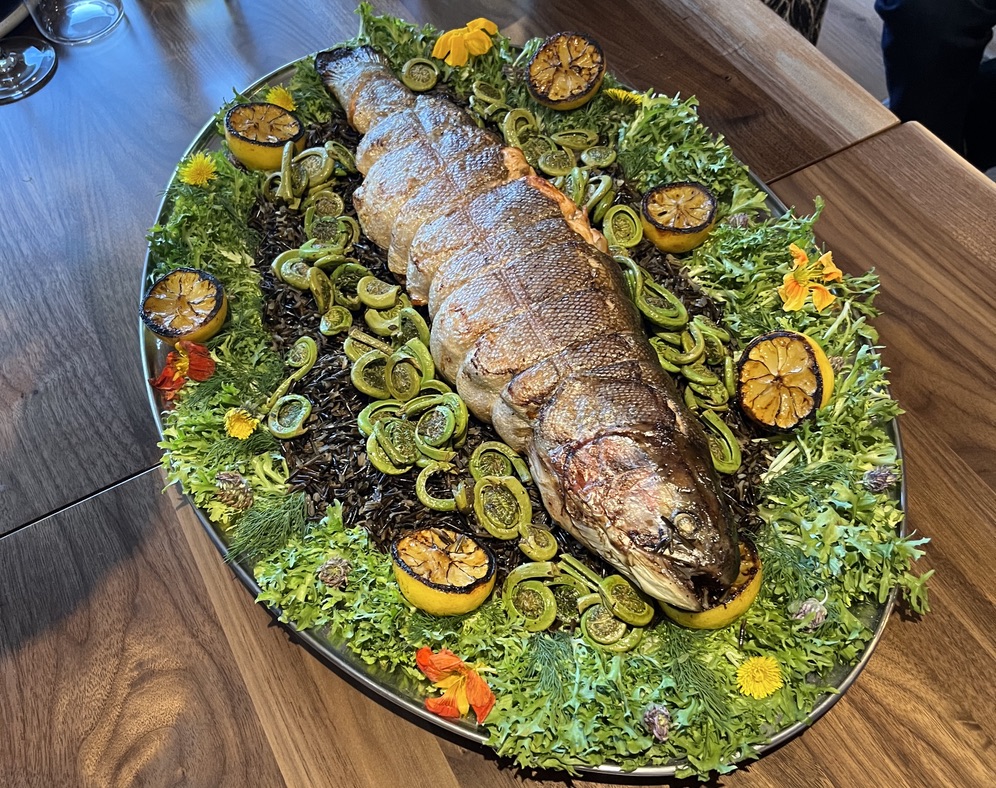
[[0, 34, 56, 103]]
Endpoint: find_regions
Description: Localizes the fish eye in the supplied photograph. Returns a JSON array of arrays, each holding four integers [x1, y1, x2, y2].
[[673, 512, 699, 536]]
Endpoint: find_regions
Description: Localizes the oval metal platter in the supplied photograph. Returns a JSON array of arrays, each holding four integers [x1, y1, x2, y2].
[[141, 57, 906, 777]]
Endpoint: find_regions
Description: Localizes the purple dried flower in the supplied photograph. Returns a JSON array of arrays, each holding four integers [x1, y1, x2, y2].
[[792, 597, 828, 631], [316, 556, 351, 589], [863, 466, 899, 493], [643, 704, 671, 742]]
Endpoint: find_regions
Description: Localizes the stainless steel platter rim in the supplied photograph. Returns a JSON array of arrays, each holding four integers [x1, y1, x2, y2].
[[140, 54, 904, 778]]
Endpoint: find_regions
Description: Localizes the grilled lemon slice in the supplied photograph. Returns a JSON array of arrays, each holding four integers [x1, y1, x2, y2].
[[661, 540, 761, 629], [391, 527, 496, 616], [526, 32, 605, 111], [141, 267, 227, 345], [641, 181, 718, 253], [224, 102, 304, 171], [737, 330, 834, 431]]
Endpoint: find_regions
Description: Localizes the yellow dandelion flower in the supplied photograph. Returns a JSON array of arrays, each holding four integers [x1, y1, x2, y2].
[[736, 656, 784, 699], [265, 85, 296, 112], [605, 87, 643, 105], [224, 408, 260, 440], [178, 151, 218, 187]]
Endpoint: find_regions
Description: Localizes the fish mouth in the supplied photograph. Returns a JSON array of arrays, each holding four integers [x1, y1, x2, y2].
[[625, 510, 740, 610], [557, 432, 741, 611]]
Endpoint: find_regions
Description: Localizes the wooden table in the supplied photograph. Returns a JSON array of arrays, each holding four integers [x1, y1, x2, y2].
[[7, 1, 989, 786]]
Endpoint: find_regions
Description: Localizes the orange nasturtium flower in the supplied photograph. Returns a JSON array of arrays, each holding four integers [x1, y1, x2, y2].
[[778, 243, 843, 312], [416, 647, 496, 723], [177, 151, 218, 187], [149, 341, 216, 401], [431, 18, 499, 67]]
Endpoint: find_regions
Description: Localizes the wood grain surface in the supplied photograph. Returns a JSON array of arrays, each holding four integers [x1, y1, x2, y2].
[[0, 470, 286, 788], [0, 0, 892, 532]]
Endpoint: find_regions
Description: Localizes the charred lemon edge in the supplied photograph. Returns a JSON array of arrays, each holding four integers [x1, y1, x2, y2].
[[525, 31, 606, 111], [640, 181, 718, 254], [223, 102, 305, 172], [736, 329, 835, 430], [660, 539, 761, 630], [140, 266, 229, 346], [799, 332, 835, 408], [390, 528, 497, 616]]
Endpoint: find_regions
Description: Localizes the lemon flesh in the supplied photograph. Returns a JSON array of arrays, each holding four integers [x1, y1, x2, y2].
[[141, 267, 227, 345], [224, 102, 304, 171], [527, 32, 606, 111], [737, 330, 834, 430], [641, 182, 718, 253], [391, 528, 496, 616]]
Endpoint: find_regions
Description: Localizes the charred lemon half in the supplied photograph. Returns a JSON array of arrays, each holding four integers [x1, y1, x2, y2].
[[141, 267, 227, 345], [641, 181, 718, 253], [224, 102, 304, 171], [737, 330, 835, 431], [661, 539, 761, 630], [391, 527, 496, 616], [526, 32, 605, 111]]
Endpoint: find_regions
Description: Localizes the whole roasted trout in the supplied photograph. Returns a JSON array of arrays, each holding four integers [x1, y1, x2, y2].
[[316, 46, 739, 610]]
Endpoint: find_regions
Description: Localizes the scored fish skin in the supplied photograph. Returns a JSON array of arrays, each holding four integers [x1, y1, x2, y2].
[[386, 146, 531, 276], [318, 46, 739, 610], [430, 237, 616, 381], [315, 46, 414, 133], [355, 95, 491, 174], [410, 175, 599, 311], [409, 177, 571, 307], [355, 141, 528, 271]]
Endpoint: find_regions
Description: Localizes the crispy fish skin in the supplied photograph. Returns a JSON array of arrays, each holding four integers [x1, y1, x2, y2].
[[410, 175, 603, 309], [354, 142, 529, 271], [315, 46, 414, 133], [430, 237, 615, 380], [355, 94, 494, 174], [317, 47, 739, 610]]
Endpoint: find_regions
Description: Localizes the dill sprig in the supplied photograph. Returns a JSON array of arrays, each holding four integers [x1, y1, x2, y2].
[[654, 628, 735, 734], [522, 632, 574, 708], [762, 460, 853, 499], [228, 490, 308, 563], [205, 430, 280, 469]]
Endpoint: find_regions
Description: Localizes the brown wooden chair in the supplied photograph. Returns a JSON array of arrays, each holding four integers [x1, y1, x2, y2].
[[764, 0, 829, 43]]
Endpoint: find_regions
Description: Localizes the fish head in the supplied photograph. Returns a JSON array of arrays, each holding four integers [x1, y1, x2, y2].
[[562, 432, 740, 611]]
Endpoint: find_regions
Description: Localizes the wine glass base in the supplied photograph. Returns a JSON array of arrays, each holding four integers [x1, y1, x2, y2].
[[0, 37, 57, 104]]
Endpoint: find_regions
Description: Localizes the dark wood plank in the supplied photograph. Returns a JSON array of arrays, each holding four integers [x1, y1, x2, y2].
[[0, 470, 285, 787], [771, 122, 996, 487]]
